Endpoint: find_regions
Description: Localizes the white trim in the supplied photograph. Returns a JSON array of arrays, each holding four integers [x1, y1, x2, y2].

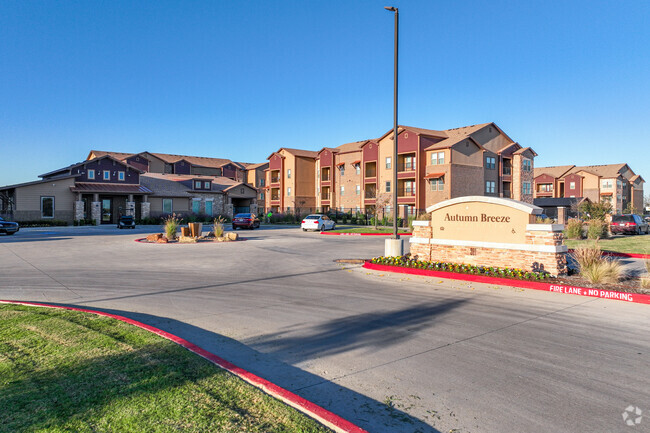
[[411, 220, 430, 227], [425, 196, 542, 215], [526, 224, 565, 232], [409, 237, 567, 253]]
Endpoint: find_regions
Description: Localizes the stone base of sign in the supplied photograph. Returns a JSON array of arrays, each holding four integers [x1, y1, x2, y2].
[[384, 238, 404, 257], [411, 222, 567, 276]]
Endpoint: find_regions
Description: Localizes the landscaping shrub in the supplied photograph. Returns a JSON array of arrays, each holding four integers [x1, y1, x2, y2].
[[163, 214, 180, 240], [571, 245, 602, 270], [580, 258, 625, 284], [213, 216, 225, 238], [16, 220, 68, 227], [564, 218, 584, 239], [73, 218, 96, 226], [370, 255, 550, 281], [586, 219, 608, 240], [535, 216, 554, 224]]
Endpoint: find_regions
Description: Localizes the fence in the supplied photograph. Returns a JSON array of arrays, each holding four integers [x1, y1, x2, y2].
[[262, 207, 428, 227]]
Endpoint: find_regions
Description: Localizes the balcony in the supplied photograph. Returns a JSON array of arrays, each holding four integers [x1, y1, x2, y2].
[[270, 177, 280, 184], [397, 162, 415, 172], [364, 191, 376, 199], [321, 193, 330, 200], [364, 162, 377, 178]]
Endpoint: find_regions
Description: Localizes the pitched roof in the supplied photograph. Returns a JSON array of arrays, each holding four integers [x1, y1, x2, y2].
[[279, 148, 319, 158], [243, 162, 269, 170], [140, 172, 249, 195], [533, 165, 575, 179], [422, 123, 493, 151], [88, 150, 248, 170], [40, 155, 141, 178], [567, 163, 629, 178], [334, 140, 369, 153], [630, 174, 645, 183]]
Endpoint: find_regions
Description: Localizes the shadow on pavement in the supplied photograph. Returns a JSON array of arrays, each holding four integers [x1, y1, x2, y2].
[[64, 305, 447, 433]]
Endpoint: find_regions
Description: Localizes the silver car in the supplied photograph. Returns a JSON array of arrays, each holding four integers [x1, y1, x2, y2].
[[0, 216, 19, 235]]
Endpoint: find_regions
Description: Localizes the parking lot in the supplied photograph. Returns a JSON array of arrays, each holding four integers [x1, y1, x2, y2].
[[1, 225, 649, 433]]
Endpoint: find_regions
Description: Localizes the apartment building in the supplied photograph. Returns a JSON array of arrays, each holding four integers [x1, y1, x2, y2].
[[533, 163, 645, 214], [267, 122, 537, 215], [265, 148, 319, 213], [0, 150, 267, 224]]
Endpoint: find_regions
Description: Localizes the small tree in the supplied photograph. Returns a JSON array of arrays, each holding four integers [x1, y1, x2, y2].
[[373, 193, 392, 229], [624, 202, 639, 215], [579, 200, 612, 221]]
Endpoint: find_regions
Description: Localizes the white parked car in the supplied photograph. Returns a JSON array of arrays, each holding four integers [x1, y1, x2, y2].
[[301, 214, 336, 232]]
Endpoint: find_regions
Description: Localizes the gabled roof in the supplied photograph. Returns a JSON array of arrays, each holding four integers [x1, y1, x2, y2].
[[630, 174, 645, 183], [87, 150, 134, 161], [268, 148, 319, 159], [88, 150, 249, 170], [70, 183, 153, 194], [244, 162, 269, 170], [140, 173, 253, 196], [533, 165, 575, 179], [0, 174, 79, 190], [423, 123, 493, 151], [513, 147, 538, 157], [334, 140, 370, 153], [567, 163, 630, 179], [40, 155, 141, 178]]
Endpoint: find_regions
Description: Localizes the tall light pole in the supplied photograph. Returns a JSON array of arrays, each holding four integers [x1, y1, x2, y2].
[[384, 6, 403, 256]]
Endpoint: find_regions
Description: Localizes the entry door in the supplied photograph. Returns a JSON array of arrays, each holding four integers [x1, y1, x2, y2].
[[101, 199, 112, 223]]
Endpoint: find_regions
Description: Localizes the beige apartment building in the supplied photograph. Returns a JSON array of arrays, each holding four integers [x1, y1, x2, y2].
[[266, 122, 537, 216], [265, 148, 318, 213], [534, 163, 645, 214]]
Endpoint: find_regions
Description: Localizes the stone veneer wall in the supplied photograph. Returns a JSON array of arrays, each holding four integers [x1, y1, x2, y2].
[[410, 222, 567, 276]]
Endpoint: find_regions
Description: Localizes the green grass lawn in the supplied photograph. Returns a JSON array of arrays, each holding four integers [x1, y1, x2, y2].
[[0, 304, 332, 433], [328, 226, 411, 234], [565, 234, 650, 255]]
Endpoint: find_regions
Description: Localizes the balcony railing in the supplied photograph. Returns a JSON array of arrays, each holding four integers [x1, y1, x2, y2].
[[271, 195, 279, 200], [397, 163, 415, 172], [321, 175, 330, 182], [502, 167, 512, 176], [270, 177, 280, 184], [364, 191, 376, 199], [321, 193, 330, 200], [399, 191, 416, 197]]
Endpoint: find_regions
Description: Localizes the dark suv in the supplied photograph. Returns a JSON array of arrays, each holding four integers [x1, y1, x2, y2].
[[610, 214, 649, 235], [0, 216, 19, 235]]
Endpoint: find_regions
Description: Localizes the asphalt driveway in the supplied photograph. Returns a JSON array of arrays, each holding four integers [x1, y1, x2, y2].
[[1, 225, 648, 433]]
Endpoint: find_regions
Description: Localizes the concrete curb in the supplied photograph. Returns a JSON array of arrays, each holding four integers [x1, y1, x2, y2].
[[0, 300, 369, 433], [321, 232, 412, 236], [134, 238, 247, 243], [363, 262, 650, 305]]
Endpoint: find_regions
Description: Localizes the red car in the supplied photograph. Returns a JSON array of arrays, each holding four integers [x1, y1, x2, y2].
[[610, 214, 649, 235], [232, 213, 260, 230]]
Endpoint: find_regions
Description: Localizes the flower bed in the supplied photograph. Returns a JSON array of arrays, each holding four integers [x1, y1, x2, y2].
[[370, 256, 550, 281]]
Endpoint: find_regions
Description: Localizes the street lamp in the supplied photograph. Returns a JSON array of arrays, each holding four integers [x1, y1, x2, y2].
[[384, 5, 403, 257]]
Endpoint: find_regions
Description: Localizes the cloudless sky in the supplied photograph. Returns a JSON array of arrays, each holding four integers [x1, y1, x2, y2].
[[1, 0, 649, 187]]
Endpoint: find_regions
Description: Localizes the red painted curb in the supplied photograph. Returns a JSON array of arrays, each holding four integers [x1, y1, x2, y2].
[[567, 248, 650, 260], [0, 300, 369, 433], [320, 232, 412, 236], [363, 262, 650, 305]]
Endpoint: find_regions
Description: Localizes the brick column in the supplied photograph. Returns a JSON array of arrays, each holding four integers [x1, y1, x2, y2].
[[557, 206, 566, 225]]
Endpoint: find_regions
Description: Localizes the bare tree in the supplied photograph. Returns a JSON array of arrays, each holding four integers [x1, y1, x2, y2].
[[373, 193, 392, 229]]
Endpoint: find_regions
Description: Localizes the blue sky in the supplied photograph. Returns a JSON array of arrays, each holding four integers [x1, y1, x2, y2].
[[1, 0, 649, 187]]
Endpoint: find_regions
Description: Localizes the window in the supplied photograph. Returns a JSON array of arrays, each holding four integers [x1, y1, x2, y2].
[[386, 157, 392, 169], [118, 171, 125, 181], [356, 185, 360, 195], [522, 182, 532, 195], [522, 159, 532, 172], [486, 157, 496, 170], [195, 181, 202, 189], [103, 170, 110, 180], [163, 199, 172, 214], [537, 183, 553, 192], [259, 179, 265, 187], [569, 182, 575, 189], [340, 186, 344, 196], [287, 187, 291, 196], [88, 169, 95, 180], [41, 196, 54, 218], [192, 199, 201, 214], [486, 181, 496, 194], [355, 164, 360, 175], [431, 177, 444, 191], [260, 192, 264, 200], [287, 169, 291, 179], [404, 181, 415, 195], [339, 165, 345, 176], [431, 152, 445, 165], [204, 181, 210, 189], [385, 181, 391, 192], [601, 180, 613, 189], [404, 156, 415, 171]]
